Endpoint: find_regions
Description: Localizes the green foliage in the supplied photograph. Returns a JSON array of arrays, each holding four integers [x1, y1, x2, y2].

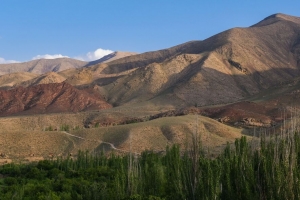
[[60, 124, 70, 131], [44, 126, 54, 131], [74, 125, 80, 130], [45, 125, 76, 131], [2, 134, 300, 199]]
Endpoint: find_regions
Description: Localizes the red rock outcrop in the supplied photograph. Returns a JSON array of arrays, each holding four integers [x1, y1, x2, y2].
[[0, 82, 111, 116]]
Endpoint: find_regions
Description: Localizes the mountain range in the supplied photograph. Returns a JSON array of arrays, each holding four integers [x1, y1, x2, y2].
[[1, 13, 300, 161], [92, 13, 300, 107], [1, 13, 300, 122], [0, 51, 136, 75]]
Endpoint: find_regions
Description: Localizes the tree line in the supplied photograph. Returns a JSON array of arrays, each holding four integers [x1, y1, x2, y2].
[[0, 131, 300, 199]]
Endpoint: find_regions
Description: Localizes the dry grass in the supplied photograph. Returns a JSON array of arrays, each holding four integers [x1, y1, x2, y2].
[[0, 72, 38, 88], [0, 113, 246, 161], [15, 72, 66, 88], [69, 115, 245, 155], [0, 131, 75, 160]]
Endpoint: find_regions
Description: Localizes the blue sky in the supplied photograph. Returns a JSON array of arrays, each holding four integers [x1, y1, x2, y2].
[[0, 0, 299, 63]]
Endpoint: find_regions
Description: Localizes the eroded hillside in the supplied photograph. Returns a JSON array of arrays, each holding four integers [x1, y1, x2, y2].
[[0, 13, 300, 160], [0, 82, 111, 116]]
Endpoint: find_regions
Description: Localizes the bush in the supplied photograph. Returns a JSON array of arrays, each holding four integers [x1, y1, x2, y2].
[[45, 126, 54, 131], [60, 124, 70, 131]]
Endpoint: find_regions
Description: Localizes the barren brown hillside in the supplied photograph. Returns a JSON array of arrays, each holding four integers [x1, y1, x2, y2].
[[0, 82, 111, 116], [147, 75, 300, 129], [0, 114, 245, 162], [1, 14, 300, 160], [14, 72, 67, 88], [0, 58, 87, 75], [73, 13, 300, 107], [2, 14, 299, 108], [0, 72, 38, 89]]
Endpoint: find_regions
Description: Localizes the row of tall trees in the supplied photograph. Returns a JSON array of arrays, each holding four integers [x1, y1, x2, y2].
[[1, 132, 300, 199]]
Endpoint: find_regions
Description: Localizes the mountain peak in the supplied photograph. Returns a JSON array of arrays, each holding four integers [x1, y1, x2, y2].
[[265, 13, 300, 22], [252, 13, 300, 27], [86, 51, 138, 66]]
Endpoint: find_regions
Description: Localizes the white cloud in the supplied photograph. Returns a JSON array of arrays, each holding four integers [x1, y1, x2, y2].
[[0, 48, 114, 64], [75, 48, 114, 61], [0, 57, 19, 64], [32, 54, 69, 60]]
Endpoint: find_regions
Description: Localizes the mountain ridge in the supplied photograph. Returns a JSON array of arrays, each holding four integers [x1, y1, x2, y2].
[[1, 13, 300, 159], [0, 13, 299, 113], [0, 58, 87, 75], [252, 13, 300, 27], [87, 51, 138, 66], [84, 13, 300, 107]]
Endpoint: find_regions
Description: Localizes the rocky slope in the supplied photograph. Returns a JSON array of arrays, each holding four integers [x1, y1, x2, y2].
[[0, 72, 38, 89], [1, 14, 300, 159], [2, 14, 299, 109], [0, 82, 111, 116], [0, 13, 299, 121], [0, 58, 87, 75], [14, 72, 67, 88], [78, 13, 300, 107]]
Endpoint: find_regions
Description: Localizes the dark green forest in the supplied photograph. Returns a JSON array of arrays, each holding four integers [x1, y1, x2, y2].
[[1, 132, 300, 200]]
